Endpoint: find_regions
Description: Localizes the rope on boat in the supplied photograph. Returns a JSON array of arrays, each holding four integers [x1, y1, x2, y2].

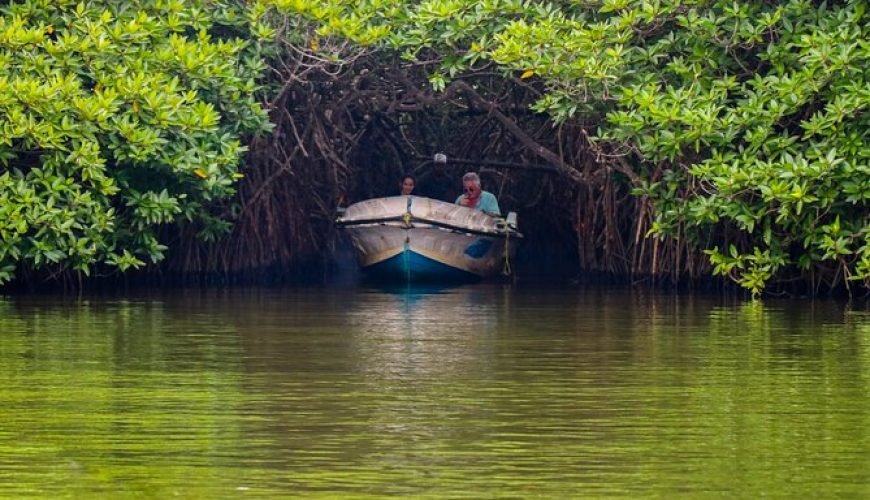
[[404, 196, 412, 281], [502, 226, 512, 276], [404, 235, 411, 282], [403, 196, 412, 227]]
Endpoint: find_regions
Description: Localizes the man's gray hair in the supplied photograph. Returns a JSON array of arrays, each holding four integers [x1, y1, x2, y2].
[[462, 172, 481, 185]]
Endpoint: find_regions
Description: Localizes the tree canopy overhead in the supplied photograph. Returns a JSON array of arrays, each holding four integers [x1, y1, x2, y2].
[[262, 0, 869, 296], [0, 0, 866, 296]]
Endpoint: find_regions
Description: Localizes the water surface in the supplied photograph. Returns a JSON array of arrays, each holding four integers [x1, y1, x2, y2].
[[0, 286, 867, 497]]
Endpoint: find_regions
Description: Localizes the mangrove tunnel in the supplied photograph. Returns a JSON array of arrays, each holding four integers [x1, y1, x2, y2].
[[164, 46, 722, 291]]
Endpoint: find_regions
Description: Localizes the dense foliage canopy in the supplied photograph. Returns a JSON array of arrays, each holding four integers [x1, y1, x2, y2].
[[262, 0, 869, 296], [0, 0, 270, 284], [2, 0, 866, 296]]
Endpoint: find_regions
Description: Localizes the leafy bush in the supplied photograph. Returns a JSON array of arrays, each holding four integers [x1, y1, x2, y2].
[[0, 0, 271, 283]]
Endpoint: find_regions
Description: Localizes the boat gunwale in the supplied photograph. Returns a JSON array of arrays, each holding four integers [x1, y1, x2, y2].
[[336, 215, 523, 239]]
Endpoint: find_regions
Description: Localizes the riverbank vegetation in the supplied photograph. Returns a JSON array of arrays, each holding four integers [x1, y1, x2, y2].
[[0, 0, 271, 288], [1, 0, 867, 297]]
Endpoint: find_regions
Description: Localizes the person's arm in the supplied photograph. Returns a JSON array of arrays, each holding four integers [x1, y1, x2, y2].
[[481, 192, 500, 216]]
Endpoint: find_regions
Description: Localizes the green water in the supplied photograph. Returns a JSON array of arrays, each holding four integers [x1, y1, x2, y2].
[[0, 286, 868, 497]]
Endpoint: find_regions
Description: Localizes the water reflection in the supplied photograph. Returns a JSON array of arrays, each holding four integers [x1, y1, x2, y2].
[[345, 284, 505, 377], [0, 289, 867, 496], [0, 296, 250, 497]]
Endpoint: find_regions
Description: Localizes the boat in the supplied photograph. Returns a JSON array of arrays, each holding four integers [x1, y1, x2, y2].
[[336, 196, 522, 282]]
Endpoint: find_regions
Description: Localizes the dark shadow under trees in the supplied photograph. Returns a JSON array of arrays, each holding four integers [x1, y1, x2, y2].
[[159, 33, 726, 290]]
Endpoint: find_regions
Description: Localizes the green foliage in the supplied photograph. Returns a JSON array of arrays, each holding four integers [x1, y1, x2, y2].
[[0, 0, 270, 283], [594, 0, 868, 295], [263, 0, 869, 295]]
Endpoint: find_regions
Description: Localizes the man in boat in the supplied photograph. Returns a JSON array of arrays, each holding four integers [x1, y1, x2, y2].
[[455, 172, 500, 216]]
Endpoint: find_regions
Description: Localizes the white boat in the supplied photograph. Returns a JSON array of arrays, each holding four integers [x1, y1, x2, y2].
[[336, 196, 521, 281]]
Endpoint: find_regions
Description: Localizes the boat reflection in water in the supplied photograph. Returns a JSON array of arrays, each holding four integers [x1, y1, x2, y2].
[[342, 284, 510, 382], [336, 196, 522, 283]]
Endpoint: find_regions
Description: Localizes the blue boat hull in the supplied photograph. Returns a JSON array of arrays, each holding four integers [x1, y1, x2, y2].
[[365, 249, 480, 283]]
